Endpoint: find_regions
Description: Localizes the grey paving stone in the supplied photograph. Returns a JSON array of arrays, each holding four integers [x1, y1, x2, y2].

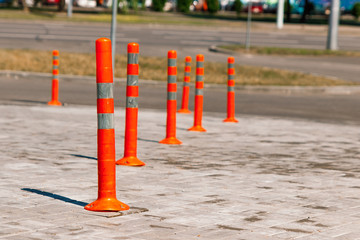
[[1, 104, 360, 239]]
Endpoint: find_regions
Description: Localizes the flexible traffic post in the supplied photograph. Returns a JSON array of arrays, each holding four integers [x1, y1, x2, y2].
[[48, 50, 62, 106], [188, 54, 206, 132], [223, 57, 238, 123], [159, 50, 182, 145], [178, 56, 192, 114], [85, 38, 129, 212], [116, 43, 145, 166]]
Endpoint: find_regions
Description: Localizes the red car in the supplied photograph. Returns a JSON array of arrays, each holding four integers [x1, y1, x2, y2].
[[244, 2, 264, 13], [44, 0, 60, 5]]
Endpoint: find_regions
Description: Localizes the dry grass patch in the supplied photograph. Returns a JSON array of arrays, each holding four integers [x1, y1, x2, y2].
[[0, 9, 231, 26], [218, 45, 360, 57], [0, 49, 355, 86]]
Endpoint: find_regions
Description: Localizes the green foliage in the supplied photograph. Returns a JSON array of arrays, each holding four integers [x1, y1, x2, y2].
[[284, 0, 292, 21], [9, 0, 16, 7], [352, 2, 360, 20], [141, 0, 146, 10], [130, 0, 138, 11], [284, 0, 292, 13], [118, 0, 128, 13], [300, 0, 314, 22], [152, 0, 166, 11], [58, 0, 65, 11], [305, 1, 314, 13], [234, 0, 242, 15], [207, 0, 219, 14], [177, 0, 192, 13]]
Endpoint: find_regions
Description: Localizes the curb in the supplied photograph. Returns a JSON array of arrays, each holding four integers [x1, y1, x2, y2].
[[231, 85, 360, 95], [0, 70, 98, 82], [2, 70, 360, 95]]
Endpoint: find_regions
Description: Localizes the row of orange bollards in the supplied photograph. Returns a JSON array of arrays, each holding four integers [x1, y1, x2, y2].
[[47, 51, 238, 124], [48, 38, 238, 212]]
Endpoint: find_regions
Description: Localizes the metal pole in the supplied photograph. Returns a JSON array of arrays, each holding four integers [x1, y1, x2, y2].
[[110, 0, 118, 69], [326, 0, 339, 50], [276, 0, 284, 29], [245, 0, 252, 50], [67, 0, 72, 18]]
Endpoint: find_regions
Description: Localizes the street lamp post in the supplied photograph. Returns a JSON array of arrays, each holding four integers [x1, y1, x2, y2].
[[277, 0, 284, 29], [67, 0, 72, 18], [327, 0, 340, 50], [245, 0, 252, 50], [110, 0, 118, 69]]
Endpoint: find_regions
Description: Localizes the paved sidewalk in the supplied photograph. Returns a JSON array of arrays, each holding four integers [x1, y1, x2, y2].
[[1, 104, 360, 239]]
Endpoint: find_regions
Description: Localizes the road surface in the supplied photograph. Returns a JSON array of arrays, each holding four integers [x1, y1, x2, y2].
[[0, 19, 360, 82], [1, 72, 360, 125]]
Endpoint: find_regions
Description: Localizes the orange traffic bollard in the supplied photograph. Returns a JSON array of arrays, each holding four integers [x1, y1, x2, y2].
[[178, 56, 192, 114], [188, 54, 206, 132], [116, 43, 145, 167], [85, 38, 129, 212], [223, 57, 239, 123], [48, 50, 62, 106], [159, 50, 182, 145]]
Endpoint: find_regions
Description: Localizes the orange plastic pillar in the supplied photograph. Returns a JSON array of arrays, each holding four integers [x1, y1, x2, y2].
[[178, 56, 192, 114], [188, 54, 206, 132], [159, 50, 182, 145], [48, 50, 62, 106], [116, 43, 145, 167], [85, 38, 129, 212], [223, 57, 238, 123]]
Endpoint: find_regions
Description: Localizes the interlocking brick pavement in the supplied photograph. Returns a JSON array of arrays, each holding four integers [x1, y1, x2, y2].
[[0, 104, 360, 239]]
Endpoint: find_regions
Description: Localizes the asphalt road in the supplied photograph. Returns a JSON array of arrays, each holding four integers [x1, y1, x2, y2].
[[1, 19, 360, 124], [1, 73, 360, 125], [1, 19, 360, 82]]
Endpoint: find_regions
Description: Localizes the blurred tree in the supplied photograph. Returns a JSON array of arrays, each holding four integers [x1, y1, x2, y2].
[[285, 0, 292, 22], [234, 0, 242, 16], [58, 0, 66, 11], [118, 0, 129, 13], [141, 0, 146, 10], [352, 2, 360, 21], [33, 0, 42, 7], [20, 0, 29, 12], [177, 0, 192, 13], [300, 0, 314, 23], [131, 0, 138, 11], [207, 0, 218, 14], [152, 0, 166, 11]]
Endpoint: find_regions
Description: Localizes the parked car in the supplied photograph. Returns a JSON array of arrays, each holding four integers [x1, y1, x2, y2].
[[104, 0, 151, 9], [190, 0, 208, 11], [17, 0, 62, 6], [43, 0, 60, 5], [17, 0, 34, 6], [74, 0, 96, 7], [262, 2, 277, 13], [244, 2, 263, 13]]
